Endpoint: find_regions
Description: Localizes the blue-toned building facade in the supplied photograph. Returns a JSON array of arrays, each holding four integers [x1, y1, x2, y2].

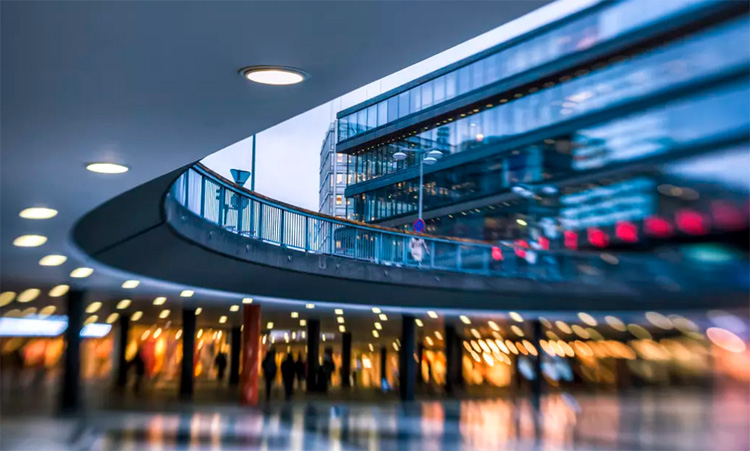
[[336, 0, 750, 252]]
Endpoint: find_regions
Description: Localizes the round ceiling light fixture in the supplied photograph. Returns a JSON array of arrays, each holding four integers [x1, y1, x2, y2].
[[240, 66, 308, 85], [86, 163, 129, 174], [19, 207, 58, 220]]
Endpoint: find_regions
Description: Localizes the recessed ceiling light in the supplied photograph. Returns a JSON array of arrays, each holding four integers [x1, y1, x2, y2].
[[180, 290, 194, 297], [0, 292, 16, 307], [49, 285, 69, 297], [106, 313, 119, 324], [153, 297, 166, 305], [219, 316, 227, 324], [39, 305, 57, 318], [266, 321, 274, 329], [116, 299, 131, 310], [240, 66, 307, 85], [17, 288, 41, 303], [13, 235, 47, 247], [122, 280, 140, 289], [195, 307, 203, 315], [230, 305, 239, 312], [131, 311, 143, 321], [300, 319, 307, 326], [159, 309, 170, 319], [84, 315, 98, 325], [39, 255, 67, 266], [70, 267, 93, 278], [242, 297, 253, 304], [86, 302, 102, 313], [86, 163, 129, 174], [19, 207, 58, 219], [334, 309, 344, 315], [291, 312, 299, 318]]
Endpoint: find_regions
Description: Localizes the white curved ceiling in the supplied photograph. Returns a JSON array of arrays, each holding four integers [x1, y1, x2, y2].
[[0, 1, 547, 301]]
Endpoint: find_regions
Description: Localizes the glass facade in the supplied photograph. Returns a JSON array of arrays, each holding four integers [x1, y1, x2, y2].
[[337, 0, 716, 142], [318, 122, 352, 218], [350, 81, 750, 223], [347, 17, 750, 184]]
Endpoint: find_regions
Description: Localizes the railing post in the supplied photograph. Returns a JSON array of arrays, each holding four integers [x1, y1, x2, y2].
[[483, 247, 489, 274], [280, 210, 285, 246], [430, 241, 435, 269], [183, 171, 190, 207], [258, 203, 264, 241], [305, 217, 310, 252], [218, 186, 225, 226], [456, 245, 462, 270], [329, 223, 334, 254], [237, 193, 244, 234], [199, 175, 206, 217], [402, 236, 408, 264]]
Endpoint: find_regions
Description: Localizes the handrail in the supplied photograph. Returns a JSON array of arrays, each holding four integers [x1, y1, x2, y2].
[[168, 163, 551, 278], [165, 163, 747, 290]]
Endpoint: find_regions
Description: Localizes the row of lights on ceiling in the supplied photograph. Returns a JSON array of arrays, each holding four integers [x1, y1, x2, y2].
[[10, 65, 307, 308]]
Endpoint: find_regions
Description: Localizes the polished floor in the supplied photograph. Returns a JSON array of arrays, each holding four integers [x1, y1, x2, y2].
[[1, 385, 748, 450]]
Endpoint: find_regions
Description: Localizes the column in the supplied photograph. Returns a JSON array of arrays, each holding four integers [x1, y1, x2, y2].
[[399, 315, 416, 401], [341, 332, 352, 388], [240, 304, 261, 404], [115, 314, 130, 388], [380, 345, 387, 390], [530, 319, 543, 412], [180, 308, 196, 399], [61, 289, 84, 412], [306, 319, 320, 392], [444, 324, 463, 395], [229, 326, 241, 385]]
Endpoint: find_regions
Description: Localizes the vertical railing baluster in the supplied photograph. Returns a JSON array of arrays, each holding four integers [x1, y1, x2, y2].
[[456, 245, 462, 270], [305, 217, 310, 252], [280, 210, 285, 246], [218, 186, 225, 227], [258, 203, 264, 241], [430, 241, 435, 269], [200, 175, 206, 217]]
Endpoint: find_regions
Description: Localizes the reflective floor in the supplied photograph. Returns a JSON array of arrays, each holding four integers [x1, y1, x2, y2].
[[2, 386, 748, 450]]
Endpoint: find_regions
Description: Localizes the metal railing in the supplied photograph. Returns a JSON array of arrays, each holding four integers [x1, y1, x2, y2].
[[165, 164, 744, 291]]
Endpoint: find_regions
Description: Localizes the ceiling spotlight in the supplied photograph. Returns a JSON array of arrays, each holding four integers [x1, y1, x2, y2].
[[106, 313, 119, 324], [13, 235, 47, 247], [242, 297, 253, 304], [116, 299, 131, 310], [70, 267, 93, 278], [334, 309, 344, 315], [39, 255, 67, 266], [0, 292, 16, 307], [86, 163, 129, 174], [379, 314, 388, 321], [300, 319, 307, 326], [122, 280, 140, 289], [195, 307, 203, 315], [159, 309, 170, 319], [86, 302, 102, 313], [459, 315, 471, 324], [240, 66, 307, 85], [17, 288, 41, 303], [306, 303, 315, 309], [337, 317, 345, 324], [291, 312, 299, 318], [230, 305, 240, 312], [153, 297, 166, 305], [131, 311, 143, 321], [415, 319, 424, 327], [338, 325, 346, 333], [49, 285, 69, 298], [267, 321, 274, 329], [372, 307, 381, 314], [19, 207, 58, 219], [427, 311, 438, 319], [180, 290, 194, 297]]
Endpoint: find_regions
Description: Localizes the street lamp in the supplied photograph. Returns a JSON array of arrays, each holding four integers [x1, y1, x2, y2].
[[392, 146, 443, 220]]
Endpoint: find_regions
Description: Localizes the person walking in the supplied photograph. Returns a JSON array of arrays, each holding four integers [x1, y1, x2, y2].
[[294, 354, 305, 389], [262, 348, 277, 402], [281, 354, 296, 401], [131, 349, 146, 395], [214, 351, 228, 382]]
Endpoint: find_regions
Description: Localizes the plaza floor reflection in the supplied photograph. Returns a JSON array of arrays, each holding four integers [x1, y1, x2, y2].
[[2, 385, 740, 450]]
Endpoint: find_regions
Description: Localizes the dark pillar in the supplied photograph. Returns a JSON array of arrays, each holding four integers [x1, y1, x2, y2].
[[306, 319, 320, 392], [240, 305, 261, 404], [531, 319, 543, 412], [229, 326, 241, 385], [445, 324, 463, 395], [341, 332, 352, 388], [380, 346, 387, 390], [399, 315, 416, 401], [61, 290, 84, 412], [115, 315, 130, 388], [180, 308, 196, 399]]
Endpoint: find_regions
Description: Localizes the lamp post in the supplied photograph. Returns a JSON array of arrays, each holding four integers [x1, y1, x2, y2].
[[392, 147, 443, 220]]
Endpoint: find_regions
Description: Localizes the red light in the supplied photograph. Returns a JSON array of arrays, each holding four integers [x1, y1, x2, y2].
[[711, 201, 746, 231], [587, 228, 609, 248], [563, 230, 578, 250], [675, 209, 709, 235], [615, 221, 638, 243], [644, 216, 673, 238], [514, 240, 528, 258], [538, 236, 550, 250], [491, 246, 504, 261]]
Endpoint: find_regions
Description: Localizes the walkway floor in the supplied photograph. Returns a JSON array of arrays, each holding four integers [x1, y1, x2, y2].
[[1, 383, 748, 450]]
